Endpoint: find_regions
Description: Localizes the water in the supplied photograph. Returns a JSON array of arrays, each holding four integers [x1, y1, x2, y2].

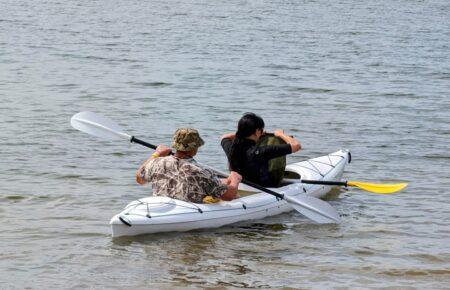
[[1, 0, 449, 288]]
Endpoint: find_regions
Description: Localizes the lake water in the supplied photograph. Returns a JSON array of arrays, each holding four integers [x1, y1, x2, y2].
[[1, 0, 449, 288]]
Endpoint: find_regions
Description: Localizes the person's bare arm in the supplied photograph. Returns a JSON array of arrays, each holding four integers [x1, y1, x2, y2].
[[274, 130, 301, 153], [136, 157, 153, 185], [135, 144, 172, 185]]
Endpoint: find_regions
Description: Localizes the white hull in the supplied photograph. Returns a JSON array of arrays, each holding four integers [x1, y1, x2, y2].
[[110, 150, 350, 237]]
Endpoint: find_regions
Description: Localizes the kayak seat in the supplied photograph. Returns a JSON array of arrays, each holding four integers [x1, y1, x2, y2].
[[237, 189, 258, 197], [278, 171, 302, 187]]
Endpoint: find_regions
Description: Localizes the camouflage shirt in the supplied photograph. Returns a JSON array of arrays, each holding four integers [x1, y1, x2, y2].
[[143, 156, 228, 203]]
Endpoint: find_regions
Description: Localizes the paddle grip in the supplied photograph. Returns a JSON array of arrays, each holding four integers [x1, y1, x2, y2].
[[131, 136, 175, 155], [130, 136, 157, 150]]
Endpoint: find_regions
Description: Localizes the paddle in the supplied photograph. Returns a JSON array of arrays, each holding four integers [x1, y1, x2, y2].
[[300, 179, 407, 194], [71, 111, 341, 224]]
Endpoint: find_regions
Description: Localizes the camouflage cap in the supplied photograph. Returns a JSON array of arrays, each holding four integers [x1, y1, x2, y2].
[[172, 128, 205, 151]]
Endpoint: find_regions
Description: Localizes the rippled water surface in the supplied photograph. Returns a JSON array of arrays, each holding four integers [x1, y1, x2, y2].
[[1, 0, 449, 288]]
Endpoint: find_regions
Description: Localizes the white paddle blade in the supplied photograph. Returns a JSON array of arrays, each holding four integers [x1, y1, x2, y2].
[[284, 195, 341, 224], [71, 111, 131, 141]]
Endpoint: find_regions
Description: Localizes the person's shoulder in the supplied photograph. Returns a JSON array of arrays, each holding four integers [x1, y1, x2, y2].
[[147, 156, 173, 168], [221, 137, 232, 146]]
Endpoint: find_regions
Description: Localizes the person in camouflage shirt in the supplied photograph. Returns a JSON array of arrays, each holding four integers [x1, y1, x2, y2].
[[136, 128, 242, 203]]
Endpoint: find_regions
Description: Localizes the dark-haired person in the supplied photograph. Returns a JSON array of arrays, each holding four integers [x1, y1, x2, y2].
[[137, 128, 242, 203], [221, 112, 301, 187]]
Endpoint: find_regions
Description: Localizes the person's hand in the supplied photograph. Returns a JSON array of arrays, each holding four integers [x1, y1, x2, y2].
[[229, 171, 242, 182], [156, 144, 172, 157], [274, 129, 285, 138]]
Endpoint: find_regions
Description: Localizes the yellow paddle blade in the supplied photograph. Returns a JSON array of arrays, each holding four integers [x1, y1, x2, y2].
[[347, 181, 408, 194]]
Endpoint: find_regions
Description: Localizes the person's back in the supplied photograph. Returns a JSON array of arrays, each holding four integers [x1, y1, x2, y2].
[[136, 128, 242, 203], [221, 113, 301, 187], [143, 155, 227, 203]]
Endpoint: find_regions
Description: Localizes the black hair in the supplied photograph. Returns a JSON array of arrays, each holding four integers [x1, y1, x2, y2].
[[229, 112, 265, 172]]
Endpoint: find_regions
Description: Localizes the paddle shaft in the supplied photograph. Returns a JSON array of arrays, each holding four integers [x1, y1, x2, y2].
[[130, 136, 158, 150], [130, 136, 286, 199], [301, 179, 347, 187]]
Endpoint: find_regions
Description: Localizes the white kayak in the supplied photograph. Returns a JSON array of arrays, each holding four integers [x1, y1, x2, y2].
[[110, 149, 350, 237]]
